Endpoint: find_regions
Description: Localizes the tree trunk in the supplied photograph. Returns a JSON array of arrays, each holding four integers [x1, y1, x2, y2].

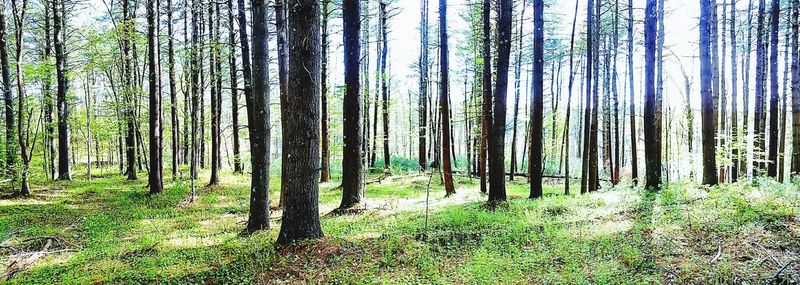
[[479, 0, 491, 194], [208, 1, 220, 185], [12, 0, 27, 194], [488, 0, 512, 202], [229, 0, 242, 174], [148, 0, 163, 194], [701, 0, 719, 185], [754, 0, 766, 175], [644, 0, 661, 189], [0, 3, 14, 178], [276, 0, 324, 244], [627, 0, 638, 183], [767, 0, 779, 177], [510, 2, 524, 181], [581, 0, 594, 194], [529, 0, 544, 199], [418, 0, 428, 171], [43, 3, 55, 180], [791, 0, 800, 176], [168, 0, 179, 179], [339, 0, 364, 210], [380, 2, 390, 170], [244, 0, 271, 233], [320, 0, 330, 182], [730, 0, 739, 182], [275, 0, 288, 207], [438, 0, 455, 197], [54, 0, 70, 180], [123, 0, 136, 181], [562, 0, 580, 195]]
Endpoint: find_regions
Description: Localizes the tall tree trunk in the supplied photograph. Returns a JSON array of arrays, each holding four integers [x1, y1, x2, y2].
[[627, 0, 638, 182], [380, 1, 390, 170], [767, 0, 779, 177], [208, 1, 220, 185], [701, 0, 719, 185], [168, 0, 179, 179], [509, 3, 523, 181], [0, 3, 13, 178], [244, 0, 271, 233], [612, 0, 621, 184], [123, 0, 137, 180], [743, 0, 753, 177], [148, 0, 163, 193], [644, 0, 661, 189], [529, 0, 544, 198], [418, 0, 428, 171], [43, 3, 54, 180], [439, 0, 455, 196], [275, 0, 288, 207], [754, 0, 766, 175], [339, 0, 363, 209], [479, 0, 491, 194], [54, 0, 70, 180], [562, 0, 579, 195], [320, 0, 330, 182], [12, 0, 27, 194], [582, 0, 594, 194], [730, 0, 739, 182], [229, 0, 242, 174], [488, 0, 512, 202], [276, 0, 324, 244], [791, 0, 800, 176]]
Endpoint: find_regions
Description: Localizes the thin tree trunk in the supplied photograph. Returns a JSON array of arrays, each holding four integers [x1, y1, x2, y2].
[[229, 0, 242, 174], [488, 0, 512, 202], [767, 0, 779, 177], [320, 0, 330, 182], [439, 0, 455, 196], [479, 0, 491, 194], [529, 0, 544, 198], [244, 0, 271, 233], [54, 0, 70, 180], [339, 0, 364, 210]]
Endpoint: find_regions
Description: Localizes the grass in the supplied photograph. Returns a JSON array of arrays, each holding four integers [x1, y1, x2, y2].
[[1, 168, 799, 284]]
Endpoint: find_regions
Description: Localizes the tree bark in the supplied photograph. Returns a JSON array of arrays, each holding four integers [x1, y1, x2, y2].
[[644, 0, 661, 189], [767, 0, 779, 177], [339, 0, 363, 210], [380, 2, 390, 170], [529, 0, 544, 198], [488, 0, 512, 202], [148, 0, 163, 194], [701, 0, 719, 185], [244, 0, 271, 233], [276, 0, 324, 244], [54, 0, 70, 180], [479, 0, 491, 194], [229, 0, 242, 174], [418, 0, 428, 171], [792, 0, 800, 175], [581, 0, 594, 194], [0, 3, 14, 178], [439, 0, 455, 197], [320, 0, 330, 182], [730, 0, 739, 182]]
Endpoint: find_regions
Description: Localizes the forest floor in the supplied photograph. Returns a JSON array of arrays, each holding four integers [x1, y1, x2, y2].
[[1, 168, 799, 284]]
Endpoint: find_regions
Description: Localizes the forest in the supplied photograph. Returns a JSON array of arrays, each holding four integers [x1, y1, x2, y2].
[[1, 0, 800, 283]]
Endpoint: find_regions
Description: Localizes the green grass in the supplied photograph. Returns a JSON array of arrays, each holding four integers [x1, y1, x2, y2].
[[1, 169, 799, 284]]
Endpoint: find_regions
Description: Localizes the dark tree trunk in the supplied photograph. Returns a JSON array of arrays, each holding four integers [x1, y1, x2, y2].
[[276, 0, 324, 244], [792, 0, 800, 175], [529, 0, 544, 199], [123, 0, 137, 181], [730, 0, 739, 182], [275, 0, 288, 207], [418, 0, 428, 171], [339, 0, 363, 210], [767, 0, 779, 177], [562, 0, 580, 195], [54, 0, 70, 180], [380, 2, 390, 170], [168, 0, 179, 179], [320, 0, 330, 182], [743, 0, 753, 177], [244, 0, 271, 233], [147, 0, 163, 194], [628, 0, 637, 182], [229, 0, 242, 174], [43, 3, 55, 180], [644, 0, 661, 189], [581, 0, 594, 194], [479, 0, 491, 194], [488, 0, 512, 202], [509, 3, 524, 181], [190, 0, 200, 182], [612, 0, 620, 185], [439, 0, 455, 197], [754, 0, 766, 175], [701, 0, 719, 185], [0, 4, 14, 178], [208, 1, 220, 185], [12, 0, 27, 194]]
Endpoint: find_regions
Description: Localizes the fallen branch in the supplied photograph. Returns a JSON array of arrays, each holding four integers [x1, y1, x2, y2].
[[771, 259, 795, 281]]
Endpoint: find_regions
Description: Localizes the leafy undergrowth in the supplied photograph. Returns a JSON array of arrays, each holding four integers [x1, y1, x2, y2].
[[0, 169, 798, 284]]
